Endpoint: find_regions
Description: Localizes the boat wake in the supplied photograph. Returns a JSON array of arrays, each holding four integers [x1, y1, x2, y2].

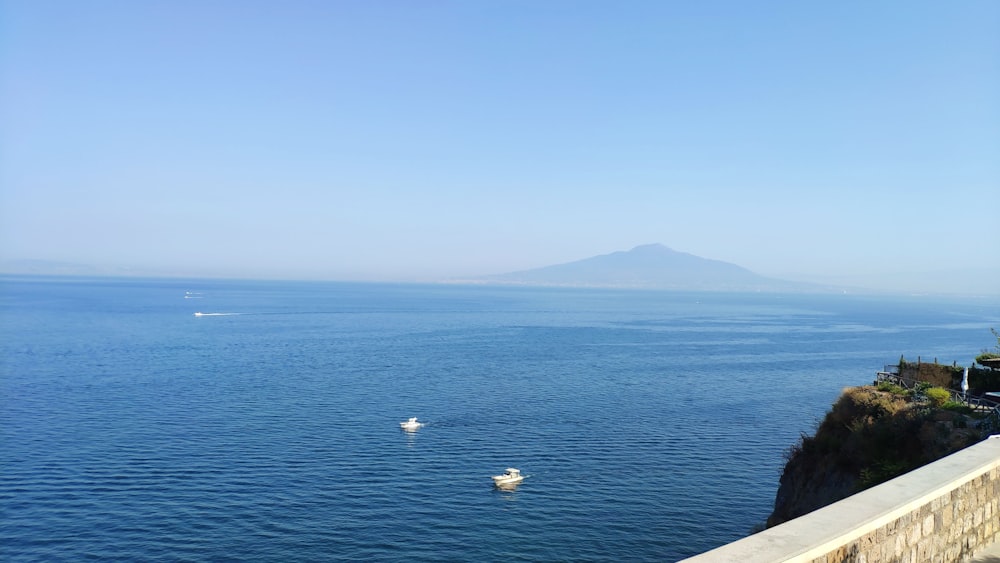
[[193, 312, 239, 317]]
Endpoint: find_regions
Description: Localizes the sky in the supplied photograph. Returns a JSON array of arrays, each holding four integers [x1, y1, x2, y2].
[[1, 1, 998, 293]]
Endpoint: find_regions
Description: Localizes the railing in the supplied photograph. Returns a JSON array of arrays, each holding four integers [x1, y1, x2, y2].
[[874, 369, 993, 405], [873, 368, 915, 390], [873, 369, 1000, 436]]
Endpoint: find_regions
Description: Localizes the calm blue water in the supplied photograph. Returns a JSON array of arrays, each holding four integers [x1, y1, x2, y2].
[[2, 277, 998, 561]]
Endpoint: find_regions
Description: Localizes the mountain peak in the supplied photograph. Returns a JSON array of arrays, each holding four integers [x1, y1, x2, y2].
[[628, 243, 676, 253]]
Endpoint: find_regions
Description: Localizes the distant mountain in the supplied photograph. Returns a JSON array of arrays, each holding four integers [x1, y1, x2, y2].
[[479, 244, 820, 291], [0, 259, 105, 276], [0, 259, 155, 278]]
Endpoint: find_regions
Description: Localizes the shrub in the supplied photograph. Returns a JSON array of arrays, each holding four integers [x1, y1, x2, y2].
[[876, 381, 907, 395], [942, 402, 973, 415], [858, 459, 909, 490], [976, 352, 1000, 364], [925, 387, 951, 407]]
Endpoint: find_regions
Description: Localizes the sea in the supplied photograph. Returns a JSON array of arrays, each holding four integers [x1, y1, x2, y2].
[[2, 276, 998, 562]]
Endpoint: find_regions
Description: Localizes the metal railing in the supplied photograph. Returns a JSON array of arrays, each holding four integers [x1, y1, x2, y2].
[[873, 369, 1000, 437], [874, 370, 993, 406], [873, 368, 916, 390]]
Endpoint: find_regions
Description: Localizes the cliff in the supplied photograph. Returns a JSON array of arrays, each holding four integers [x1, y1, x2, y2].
[[766, 385, 988, 527]]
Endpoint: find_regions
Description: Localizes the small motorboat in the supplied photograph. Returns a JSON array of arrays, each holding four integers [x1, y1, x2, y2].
[[399, 417, 423, 431], [492, 468, 525, 486]]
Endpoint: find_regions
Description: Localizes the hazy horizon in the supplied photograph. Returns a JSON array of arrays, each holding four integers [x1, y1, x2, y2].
[[2, 1, 998, 295], [3, 245, 999, 297]]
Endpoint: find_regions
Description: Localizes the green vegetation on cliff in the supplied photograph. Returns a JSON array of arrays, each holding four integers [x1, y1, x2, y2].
[[974, 328, 1000, 366], [766, 384, 991, 527]]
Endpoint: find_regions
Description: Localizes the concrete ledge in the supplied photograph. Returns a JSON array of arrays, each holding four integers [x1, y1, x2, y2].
[[683, 435, 1000, 562]]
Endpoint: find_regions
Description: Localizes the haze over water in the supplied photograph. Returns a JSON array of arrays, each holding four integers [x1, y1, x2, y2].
[[3, 277, 997, 561], [3, 2, 998, 292]]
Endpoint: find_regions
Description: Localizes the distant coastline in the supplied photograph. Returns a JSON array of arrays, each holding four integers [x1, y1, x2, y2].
[[4, 246, 1000, 299]]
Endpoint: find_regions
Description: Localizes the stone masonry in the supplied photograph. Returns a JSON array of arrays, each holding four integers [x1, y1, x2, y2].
[[810, 464, 998, 563], [682, 435, 1000, 563]]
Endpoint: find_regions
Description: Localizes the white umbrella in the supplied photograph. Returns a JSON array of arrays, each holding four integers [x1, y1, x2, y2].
[[961, 366, 969, 396]]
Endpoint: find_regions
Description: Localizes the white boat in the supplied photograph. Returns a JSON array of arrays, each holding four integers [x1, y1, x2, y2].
[[492, 468, 525, 486], [399, 417, 423, 431]]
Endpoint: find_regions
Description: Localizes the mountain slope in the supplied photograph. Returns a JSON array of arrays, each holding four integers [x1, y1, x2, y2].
[[481, 244, 811, 291]]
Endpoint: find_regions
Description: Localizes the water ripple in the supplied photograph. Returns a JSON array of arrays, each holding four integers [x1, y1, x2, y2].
[[4, 280, 996, 561]]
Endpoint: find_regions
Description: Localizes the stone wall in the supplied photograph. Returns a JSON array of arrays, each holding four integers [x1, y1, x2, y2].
[[898, 360, 963, 389], [895, 361, 1000, 395], [682, 435, 1000, 563], [816, 466, 998, 562]]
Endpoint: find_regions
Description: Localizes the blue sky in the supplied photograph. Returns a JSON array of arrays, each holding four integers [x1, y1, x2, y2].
[[2, 1, 998, 293]]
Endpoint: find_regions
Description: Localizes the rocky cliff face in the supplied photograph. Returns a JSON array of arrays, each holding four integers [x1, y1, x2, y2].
[[767, 386, 985, 527]]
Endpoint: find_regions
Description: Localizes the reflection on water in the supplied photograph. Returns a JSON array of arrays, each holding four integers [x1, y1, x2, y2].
[[403, 431, 418, 447]]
